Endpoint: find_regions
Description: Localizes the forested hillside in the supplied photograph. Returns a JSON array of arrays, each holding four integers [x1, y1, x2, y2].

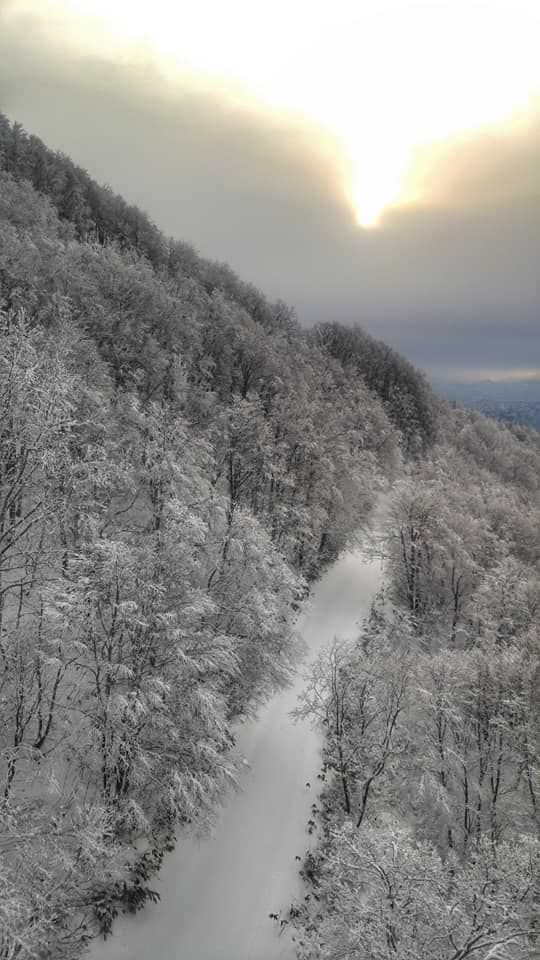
[[0, 116, 435, 958], [0, 115, 537, 960]]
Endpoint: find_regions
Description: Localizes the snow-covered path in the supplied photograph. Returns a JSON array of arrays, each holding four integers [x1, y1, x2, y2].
[[88, 552, 383, 960]]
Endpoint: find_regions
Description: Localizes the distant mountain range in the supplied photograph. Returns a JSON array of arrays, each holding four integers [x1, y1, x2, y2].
[[432, 379, 540, 432]]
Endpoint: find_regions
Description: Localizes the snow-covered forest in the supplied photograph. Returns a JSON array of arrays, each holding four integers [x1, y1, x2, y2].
[[294, 414, 540, 956], [0, 115, 538, 959]]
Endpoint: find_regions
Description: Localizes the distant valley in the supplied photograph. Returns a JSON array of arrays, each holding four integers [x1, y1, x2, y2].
[[433, 378, 540, 431]]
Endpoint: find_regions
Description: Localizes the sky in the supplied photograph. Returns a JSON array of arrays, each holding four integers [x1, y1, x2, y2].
[[0, 0, 539, 381]]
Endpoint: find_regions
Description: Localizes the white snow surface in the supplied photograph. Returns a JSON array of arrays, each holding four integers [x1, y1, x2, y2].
[[88, 551, 383, 960]]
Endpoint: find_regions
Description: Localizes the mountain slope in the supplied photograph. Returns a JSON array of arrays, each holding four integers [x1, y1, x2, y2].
[[1, 116, 537, 960], [0, 119, 412, 958]]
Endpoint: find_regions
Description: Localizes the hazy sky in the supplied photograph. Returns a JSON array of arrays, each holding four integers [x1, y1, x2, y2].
[[1, 0, 539, 380]]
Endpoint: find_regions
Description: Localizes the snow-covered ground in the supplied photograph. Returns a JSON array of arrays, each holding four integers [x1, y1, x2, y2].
[[88, 551, 383, 960]]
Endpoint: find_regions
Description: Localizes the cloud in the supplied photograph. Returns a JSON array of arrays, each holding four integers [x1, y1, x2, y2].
[[0, 5, 538, 380]]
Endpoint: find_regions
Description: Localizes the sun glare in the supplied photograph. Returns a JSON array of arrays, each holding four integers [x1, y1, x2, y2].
[[29, 0, 540, 227]]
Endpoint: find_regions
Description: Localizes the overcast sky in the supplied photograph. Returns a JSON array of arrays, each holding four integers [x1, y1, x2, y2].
[[1, 1, 539, 381]]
